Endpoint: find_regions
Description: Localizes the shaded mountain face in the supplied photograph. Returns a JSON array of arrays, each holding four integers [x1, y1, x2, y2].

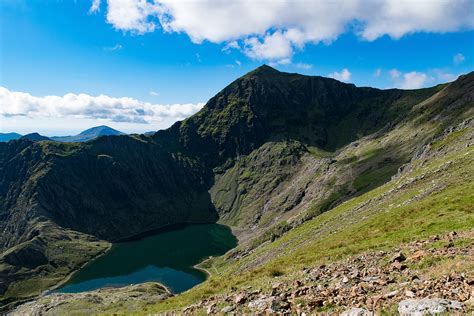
[[1, 66, 473, 308], [50, 125, 124, 142], [156, 65, 436, 167], [0, 133, 22, 142]]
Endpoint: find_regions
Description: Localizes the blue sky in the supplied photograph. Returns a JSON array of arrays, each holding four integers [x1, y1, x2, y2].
[[1, 0, 473, 135]]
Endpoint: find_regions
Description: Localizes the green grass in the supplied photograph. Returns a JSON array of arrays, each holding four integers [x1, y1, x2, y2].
[[431, 129, 468, 150], [0, 223, 110, 309], [149, 143, 473, 313]]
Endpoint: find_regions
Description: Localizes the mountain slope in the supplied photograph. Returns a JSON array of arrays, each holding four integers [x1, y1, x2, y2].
[[0, 133, 22, 142], [20, 133, 50, 141], [50, 125, 124, 142], [1, 66, 473, 311]]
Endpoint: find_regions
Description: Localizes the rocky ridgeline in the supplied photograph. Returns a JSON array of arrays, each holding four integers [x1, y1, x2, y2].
[[181, 231, 474, 315]]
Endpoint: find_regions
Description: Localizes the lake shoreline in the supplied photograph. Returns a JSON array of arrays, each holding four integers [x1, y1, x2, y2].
[[54, 223, 237, 295], [114, 220, 215, 243], [47, 242, 113, 295]]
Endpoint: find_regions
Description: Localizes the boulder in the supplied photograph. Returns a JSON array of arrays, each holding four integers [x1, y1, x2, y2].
[[398, 298, 462, 315], [341, 307, 373, 316]]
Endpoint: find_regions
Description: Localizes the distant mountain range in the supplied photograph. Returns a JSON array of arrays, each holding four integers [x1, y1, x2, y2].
[[0, 133, 22, 142], [0, 125, 124, 142], [51, 125, 124, 142]]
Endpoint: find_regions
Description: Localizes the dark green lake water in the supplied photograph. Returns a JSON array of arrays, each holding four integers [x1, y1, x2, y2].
[[58, 224, 237, 294]]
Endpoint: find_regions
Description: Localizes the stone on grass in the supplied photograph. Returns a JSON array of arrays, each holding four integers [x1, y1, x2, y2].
[[341, 307, 373, 316], [398, 298, 462, 315]]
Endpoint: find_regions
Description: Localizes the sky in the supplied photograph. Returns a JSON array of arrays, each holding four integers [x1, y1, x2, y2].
[[1, 0, 473, 136]]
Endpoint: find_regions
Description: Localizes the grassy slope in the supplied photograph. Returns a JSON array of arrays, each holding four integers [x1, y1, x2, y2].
[[0, 221, 110, 310], [149, 121, 473, 313]]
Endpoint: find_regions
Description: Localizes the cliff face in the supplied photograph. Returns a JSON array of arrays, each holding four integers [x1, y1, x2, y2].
[[1, 66, 473, 309], [0, 135, 217, 248], [157, 65, 431, 166]]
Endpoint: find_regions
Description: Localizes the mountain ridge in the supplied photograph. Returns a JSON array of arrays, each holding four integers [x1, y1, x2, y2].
[[1, 67, 473, 311]]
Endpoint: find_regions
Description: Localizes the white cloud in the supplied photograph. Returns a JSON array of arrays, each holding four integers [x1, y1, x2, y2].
[[399, 72, 428, 89], [222, 40, 240, 53], [235, 60, 241, 66], [0, 87, 204, 124], [103, 44, 122, 51], [453, 53, 465, 65], [389, 69, 402, 79], [328, 68, 351, 82], [294, 62, 313, 70], [390, 69, 430, 89], [149, 90, 159, 96], [89, 0, 101, 13], [95, 0, 474, 62], [243, 31, 293, 63], [106, 0, 160, 34], [374, 68, 382, 77], [432, 69, 459, 82]]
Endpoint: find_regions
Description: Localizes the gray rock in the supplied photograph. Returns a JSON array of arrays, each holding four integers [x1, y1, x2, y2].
[[405, 290, 415, 298], [341, 307, 373, 316], [221, 305, 235, 313], [247, 297, 275, 311], [384, 289, 399, 298], [398, 298, 462, 315]]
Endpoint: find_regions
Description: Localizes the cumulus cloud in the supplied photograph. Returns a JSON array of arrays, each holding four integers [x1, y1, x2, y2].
[[0, 87, 204, 124], [328, 68, 351, 82], [453, 53, 465, 65], [243, 31, 294, 63], [222, 40, 240, 53], [399, 72, 429, 89], [105, 0, 161, 34], [91, 0, 474, 62], [389, 70, 430, 89]]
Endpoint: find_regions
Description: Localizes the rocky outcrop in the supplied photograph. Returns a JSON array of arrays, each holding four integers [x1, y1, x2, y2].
[[180, 231, 474, 314], [398, 298, 463, 315]]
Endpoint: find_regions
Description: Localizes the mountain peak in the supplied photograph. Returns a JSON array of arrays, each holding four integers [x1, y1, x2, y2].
[[248, 64, 280, 76], [20, 133, 50, 141], [79, 125, 122, 136]]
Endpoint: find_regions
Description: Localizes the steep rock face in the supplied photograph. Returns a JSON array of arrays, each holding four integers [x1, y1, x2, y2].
[[157, 66, 435, 168], [0, 135, 217, 249]]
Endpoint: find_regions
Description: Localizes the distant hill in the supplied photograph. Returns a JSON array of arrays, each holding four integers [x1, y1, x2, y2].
[[20, 133, 50, 141], [51, 125, 124, 142], [0, 133, 22, 142]]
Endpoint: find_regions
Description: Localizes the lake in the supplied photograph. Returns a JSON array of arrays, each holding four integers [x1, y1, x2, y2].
[[57, 224, 237, 294]]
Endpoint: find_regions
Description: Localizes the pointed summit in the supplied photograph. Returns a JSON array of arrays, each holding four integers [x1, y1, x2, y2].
[[247, 64, 280, 76]]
